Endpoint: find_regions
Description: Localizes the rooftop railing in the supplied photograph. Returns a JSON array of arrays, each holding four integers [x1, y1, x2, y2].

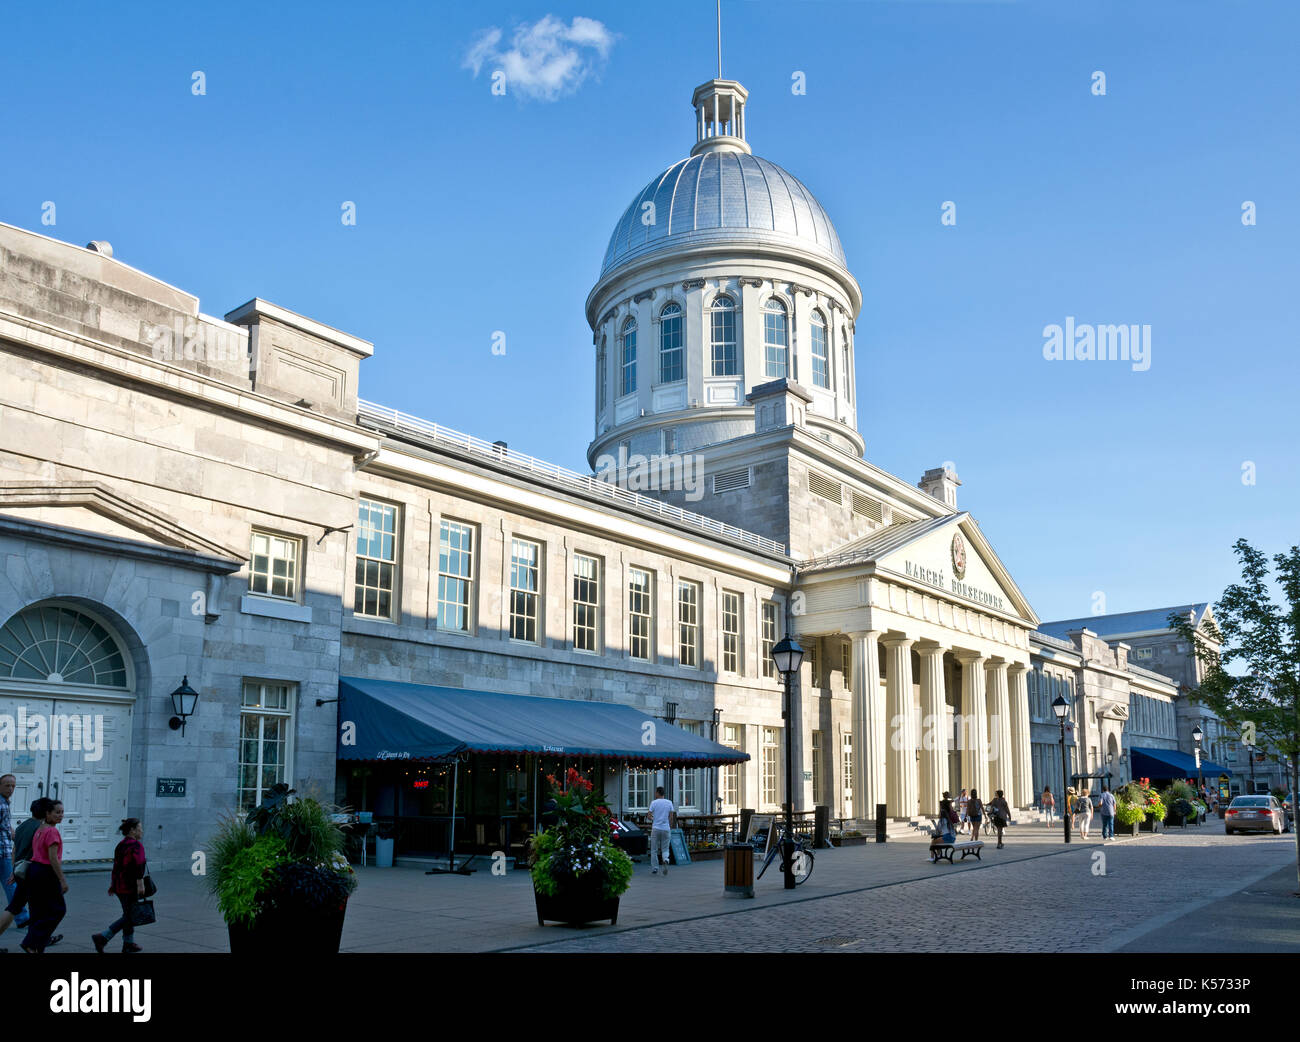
[[357, 399, 788, 558]]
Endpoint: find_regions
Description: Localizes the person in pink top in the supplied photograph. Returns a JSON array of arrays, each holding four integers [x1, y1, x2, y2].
[[21, 798, 68, 953]]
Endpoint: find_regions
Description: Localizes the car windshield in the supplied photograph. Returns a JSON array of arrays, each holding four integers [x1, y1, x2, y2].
[[1232, 797, 1271, 807]]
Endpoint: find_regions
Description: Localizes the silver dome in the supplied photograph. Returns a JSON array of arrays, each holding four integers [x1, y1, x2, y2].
[[600, 152, 847, 278]]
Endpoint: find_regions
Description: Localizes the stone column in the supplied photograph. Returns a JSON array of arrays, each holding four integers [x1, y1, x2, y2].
[[955, 652, 988, 797], [849, 630, 882, 822], [917, 645, 948, 818], [985, 660, 1013, 800], [1007, 664, 1033, 807], [882, 636, 918, 819]]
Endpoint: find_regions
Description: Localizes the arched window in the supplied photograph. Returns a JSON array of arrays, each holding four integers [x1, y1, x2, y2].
[[709, 295, 738, 377], [597, 336, 607, 409], [810, 310, 829, 389], [0, 604, 128, 687], [620, 316, 637, 397], [842, 329, 852, 403], [763, 298, 788, 379], [659, 303, 683, 383]]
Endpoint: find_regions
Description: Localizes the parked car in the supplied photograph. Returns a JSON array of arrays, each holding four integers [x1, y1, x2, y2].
[[1224, 795, 1288, 835]]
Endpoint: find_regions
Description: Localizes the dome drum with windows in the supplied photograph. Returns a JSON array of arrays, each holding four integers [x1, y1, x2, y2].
[[587, 78, 864, 468]]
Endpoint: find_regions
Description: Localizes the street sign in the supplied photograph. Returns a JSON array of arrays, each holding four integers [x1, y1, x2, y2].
[[155, 777, 187, 797]]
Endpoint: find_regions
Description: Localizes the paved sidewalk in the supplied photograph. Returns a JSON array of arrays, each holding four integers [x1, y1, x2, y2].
[[5, 820, 1287, 953]]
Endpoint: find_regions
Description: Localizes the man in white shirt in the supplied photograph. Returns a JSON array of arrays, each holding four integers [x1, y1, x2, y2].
[[648, 787, 676, 875]]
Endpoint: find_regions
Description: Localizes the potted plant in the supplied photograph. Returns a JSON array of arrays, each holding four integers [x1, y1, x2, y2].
[[1115, 800, 1145, 836], [208, 784, 358, 953], [529, 768, 633, 926]]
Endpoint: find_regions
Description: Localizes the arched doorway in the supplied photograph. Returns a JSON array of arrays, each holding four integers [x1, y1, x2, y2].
[[0, 602, 136, 862]]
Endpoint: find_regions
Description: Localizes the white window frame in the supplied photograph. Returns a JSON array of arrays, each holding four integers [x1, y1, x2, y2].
[[761, 727, 781, 809], [627, 567, 653, 661], [238, 680, 296, 814], [721, 723, 743, 810], [572, 553, 601, 653], [761, 600, 779, 679], [678, 579, 701, 668], [355, 498, 400, 620], [508, 538, 541, 644], [249, 529, 302, 602], [722, 590, 742, 674], [436, 518, 476, 632]]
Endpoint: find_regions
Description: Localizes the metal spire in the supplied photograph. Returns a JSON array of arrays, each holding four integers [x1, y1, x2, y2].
[[717, 0, 722, 78]]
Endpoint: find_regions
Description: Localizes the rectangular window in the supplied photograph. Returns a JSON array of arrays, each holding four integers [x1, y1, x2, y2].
[[809, 642, 820, 687], [677, 580, 701, 667], [625, 768, 650, 811], [762, 727, 781, 809], [679, 721, 702, 810], [811, 730, 824, 805], [710, 300, 738, 376], [842, 733, 854, 817], [572, 553, 601, 652], [722, 723, 743, 809], [811, 318, 829, 388], [627, 567, 653, 661], [436, 519, 475, 632], [722, 591, 741, 674], [509, 538, 540, 643], [761, 600, 779, 679], [249, 530, 300, 601], [842, 638, 852, 689], [354, 499, 398, 619], [238, 680, 295, 814], [659, 308, 683, 383]]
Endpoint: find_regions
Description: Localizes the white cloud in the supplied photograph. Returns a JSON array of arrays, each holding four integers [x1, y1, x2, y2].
[[463, 15, 616, 101]]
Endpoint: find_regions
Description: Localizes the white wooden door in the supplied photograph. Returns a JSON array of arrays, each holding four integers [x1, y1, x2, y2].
[[49, 699, 132, 861], [0, 692, 53, 817]]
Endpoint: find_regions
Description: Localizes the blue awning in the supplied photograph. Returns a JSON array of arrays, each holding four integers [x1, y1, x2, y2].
[[1130, 746, 1232, 779], [337, 677, 749, 767]]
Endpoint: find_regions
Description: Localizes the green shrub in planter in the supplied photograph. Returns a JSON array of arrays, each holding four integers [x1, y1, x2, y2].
[[1115, 801, 1145, 827]]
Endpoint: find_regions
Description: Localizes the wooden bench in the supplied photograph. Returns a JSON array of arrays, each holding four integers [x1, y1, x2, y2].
[[929, 840, 984, 864]]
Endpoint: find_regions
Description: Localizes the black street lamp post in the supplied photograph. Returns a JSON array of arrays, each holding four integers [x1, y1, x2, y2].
[[1052, 695, 1071, 844], [771, 636, 805, 890], [1192, 723, 1205, 799]]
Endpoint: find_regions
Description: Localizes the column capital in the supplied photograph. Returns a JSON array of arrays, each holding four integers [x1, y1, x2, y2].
[[846, 629, 880, 642], [953, 649, 986, 666], [916, 642, 947, 660], [1007, 662, 1028, 677], [983, 658, 1011, 675], [880, 634, 914, 650]]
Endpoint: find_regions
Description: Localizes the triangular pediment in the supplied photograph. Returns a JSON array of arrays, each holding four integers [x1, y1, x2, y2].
[[807, 512, 1039, 624], [0, 482, 244, 562]]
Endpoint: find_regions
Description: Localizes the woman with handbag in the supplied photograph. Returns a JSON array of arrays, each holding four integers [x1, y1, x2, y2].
[[989, 790, 1011, 849], [92, 818, 149, 954]]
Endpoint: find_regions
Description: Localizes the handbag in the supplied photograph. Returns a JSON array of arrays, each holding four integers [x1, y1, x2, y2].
[[142, 869, 157, 898], [129, 900, 156, 927], [12, 859, 29, 882]]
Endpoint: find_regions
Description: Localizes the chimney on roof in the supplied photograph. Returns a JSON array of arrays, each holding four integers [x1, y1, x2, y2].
[[919, 465, 960, 508]]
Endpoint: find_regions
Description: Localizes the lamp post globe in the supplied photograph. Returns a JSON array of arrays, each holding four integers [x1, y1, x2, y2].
[[770, 636, 804, 889]]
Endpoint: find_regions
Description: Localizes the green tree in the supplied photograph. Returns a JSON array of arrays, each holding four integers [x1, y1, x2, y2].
[[1171, 539, 1300, 890]]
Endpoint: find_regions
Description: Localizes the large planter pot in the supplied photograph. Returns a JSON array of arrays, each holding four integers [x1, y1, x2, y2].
[[1123, 820, 1140, 836], [830, 835, 868, 847], [533, 882, 619, 926], [228, 897, 348, 954], [1166, 812, 1185, 828], [690, 847, 726, 861], [1140, 816, 1160, 832]]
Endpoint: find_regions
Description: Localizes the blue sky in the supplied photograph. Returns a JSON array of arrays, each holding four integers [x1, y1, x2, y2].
[[2, 0, 1295, 622]]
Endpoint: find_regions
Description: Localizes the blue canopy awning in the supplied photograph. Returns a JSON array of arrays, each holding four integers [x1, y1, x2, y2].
[[337, 677, 749, 767], [1130, 746, 1232, 779]]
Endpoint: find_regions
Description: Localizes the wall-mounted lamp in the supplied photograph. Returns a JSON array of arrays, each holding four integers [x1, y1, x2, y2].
[[169, 676, 200, 736]]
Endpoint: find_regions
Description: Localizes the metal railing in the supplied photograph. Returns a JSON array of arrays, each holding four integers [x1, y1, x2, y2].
[[357, 399, 788, 557]]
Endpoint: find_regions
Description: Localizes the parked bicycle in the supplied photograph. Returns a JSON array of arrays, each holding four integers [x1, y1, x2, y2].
[[754, 825, 815, 884]]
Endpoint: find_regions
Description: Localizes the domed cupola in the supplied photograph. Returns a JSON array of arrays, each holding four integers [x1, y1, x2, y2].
[[587, 77, 865, 471]]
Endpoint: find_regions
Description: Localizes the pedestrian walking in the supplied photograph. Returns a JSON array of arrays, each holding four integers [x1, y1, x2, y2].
[[0, 798, 56, 949], [1041, 785, 1055, 825], [20, 798, 68, 953], [1099, 786, 1117, 840], [0, 775, 22, 930], [957, 788, 970, 836], [989, 790, 1011, 849], [647, 786, 675, 876], [967, 789, 985, 842], [1076, 788, 1094, 840], [92, 818, 149, 953]]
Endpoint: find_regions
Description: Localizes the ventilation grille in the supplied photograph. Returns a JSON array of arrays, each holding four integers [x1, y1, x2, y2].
[[889, 509, 915, 526], [712, 468, 751, 494], [851, 491, 883, 522], [807, 471, 843, 504]]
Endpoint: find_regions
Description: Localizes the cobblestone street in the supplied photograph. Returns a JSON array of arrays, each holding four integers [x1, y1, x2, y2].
[[509, 830, 1300, 953]]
